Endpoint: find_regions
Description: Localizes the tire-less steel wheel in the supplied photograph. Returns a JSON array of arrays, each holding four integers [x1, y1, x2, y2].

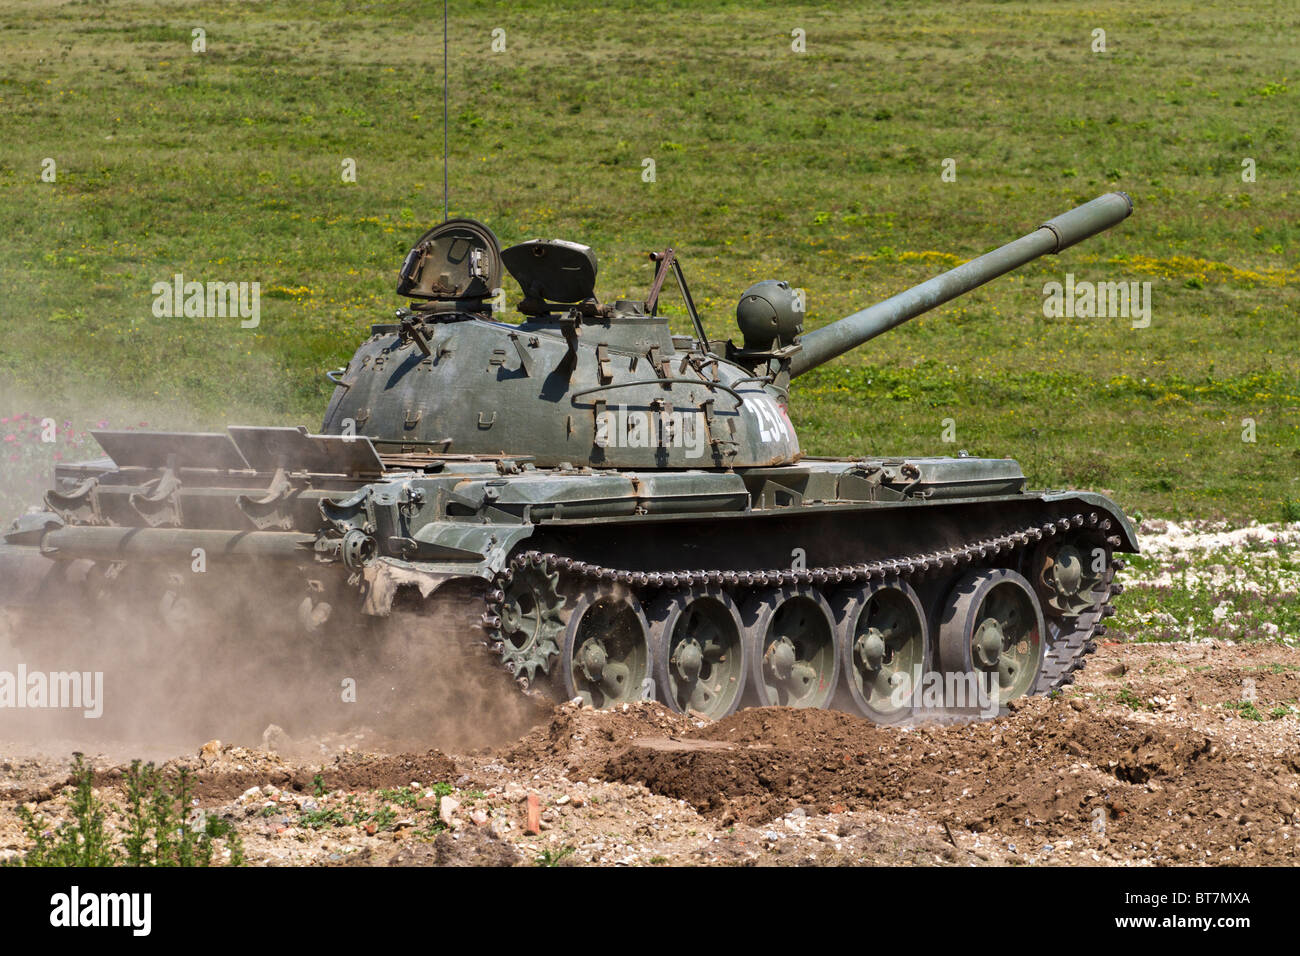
[[557, 586, 651, 709], [832, 579, 928, 723], [939, 568, 1045, 706], [1032, 535, 1108, 619], [744, 586, 839, 709], [649, 588, 747, 719], [492, 554, 567, 686]]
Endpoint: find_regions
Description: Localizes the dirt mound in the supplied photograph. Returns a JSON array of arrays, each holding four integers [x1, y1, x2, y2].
[[700, 706, 887, 746], [88, 746, 458, 803], [508, 699, 695, 775], [597, 696, 1297, 861], [306, 750, 458, 795]]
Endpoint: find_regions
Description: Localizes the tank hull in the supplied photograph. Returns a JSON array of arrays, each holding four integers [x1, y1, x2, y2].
[[1, 431, 1133, 722]]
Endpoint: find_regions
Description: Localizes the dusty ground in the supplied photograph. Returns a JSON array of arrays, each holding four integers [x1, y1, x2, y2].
[[2, 519, 1297, 867], [1, 636, 1297, 867]]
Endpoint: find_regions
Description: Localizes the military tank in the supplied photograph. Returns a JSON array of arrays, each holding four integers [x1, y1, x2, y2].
[[0, 192, 1136, 724]]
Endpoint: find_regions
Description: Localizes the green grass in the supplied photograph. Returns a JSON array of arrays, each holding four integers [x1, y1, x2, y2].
[[1, 0, 1296, 520], [12, 754, 244, 866], [1115, 685, 1154, 712], [535, 845, 576, 866], [1223, 699, 1266, 721], [1112, 539, 1300, 644]]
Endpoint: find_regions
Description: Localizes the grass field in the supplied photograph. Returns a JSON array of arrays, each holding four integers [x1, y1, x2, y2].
[[0, 0, 1296, 520]]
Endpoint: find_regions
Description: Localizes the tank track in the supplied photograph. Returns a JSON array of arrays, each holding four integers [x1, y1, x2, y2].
[[483, 510, 1127, 713]]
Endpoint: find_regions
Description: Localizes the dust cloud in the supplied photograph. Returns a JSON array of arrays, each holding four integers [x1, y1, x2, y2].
[[0, 389, 548, 761], [0, 556, 548, 761]]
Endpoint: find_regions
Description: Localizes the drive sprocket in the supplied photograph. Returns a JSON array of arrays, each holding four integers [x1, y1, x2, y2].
[[486, 553, 567, 687]]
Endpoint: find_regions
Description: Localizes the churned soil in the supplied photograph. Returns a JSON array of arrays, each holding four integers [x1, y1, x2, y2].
[[2, 638, 1297, 866]]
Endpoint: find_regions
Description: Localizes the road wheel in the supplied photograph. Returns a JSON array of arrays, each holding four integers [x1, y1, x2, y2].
[[649, 587, 747, 719], [744, 586, 838, 709], [939, 568, 1045, 706], [556, 585, 651, 709], [833, 578, 928, 723]]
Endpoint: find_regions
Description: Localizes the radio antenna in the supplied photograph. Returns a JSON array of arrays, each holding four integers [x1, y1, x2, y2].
[[442, 0, 449, 222]]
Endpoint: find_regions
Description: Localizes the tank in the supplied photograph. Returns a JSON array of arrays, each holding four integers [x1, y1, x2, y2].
[[0, 192, 1137, 723]]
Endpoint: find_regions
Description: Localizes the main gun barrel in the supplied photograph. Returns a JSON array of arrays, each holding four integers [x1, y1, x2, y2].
[[788, 191, 1133, 378]]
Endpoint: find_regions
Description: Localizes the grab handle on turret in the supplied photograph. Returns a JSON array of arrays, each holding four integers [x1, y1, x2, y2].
[[788, 192, 1133, 378]]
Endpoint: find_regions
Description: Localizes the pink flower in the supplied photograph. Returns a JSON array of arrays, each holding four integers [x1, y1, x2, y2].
[[2, 435, 14, 443]]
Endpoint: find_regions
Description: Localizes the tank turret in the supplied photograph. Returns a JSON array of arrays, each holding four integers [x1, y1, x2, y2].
[[321, 193, 1133, 470]]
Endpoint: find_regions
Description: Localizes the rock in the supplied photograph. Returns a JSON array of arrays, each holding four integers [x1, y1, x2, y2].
[[568, 792, 587, 808], [525, 792, 542, 835], [416, 793, 440, 811], [199, 739, 222, 764], [556, 794, 571, 806], [260, 724, 292, 753], [504, 783, 527, 802], [439, 796, 460, 828], [470, 809, 490, 827], [1069, 698, 1086, 711]]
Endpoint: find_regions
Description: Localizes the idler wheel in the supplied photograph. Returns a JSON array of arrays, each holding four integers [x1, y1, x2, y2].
[[743, 586, 838, 709], [648, 587, 747, 719], [939, 569, 1045, 706], [832, 579, 928, 723], [557, 585, 651, 709], [1032, 535, 1108, 619]]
